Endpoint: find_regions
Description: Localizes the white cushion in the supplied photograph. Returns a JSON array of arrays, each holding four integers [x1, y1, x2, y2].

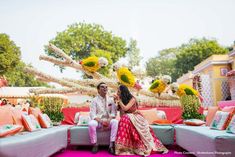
[[74, 112, 80, 124], [77, 115, 91, 126], [156, 110, 167, 119]]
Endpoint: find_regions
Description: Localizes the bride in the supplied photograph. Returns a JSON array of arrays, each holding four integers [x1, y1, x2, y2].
[[114, 85, 168, 156]]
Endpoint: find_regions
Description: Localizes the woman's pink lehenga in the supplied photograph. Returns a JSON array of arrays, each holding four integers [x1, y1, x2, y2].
[[115, 104, 168, 156]]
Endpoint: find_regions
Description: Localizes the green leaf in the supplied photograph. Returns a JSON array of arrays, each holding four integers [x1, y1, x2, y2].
[[150, 81, 159, 90], [45, 22, 128, 76], [184, 88, 194, 95], [121, 75, 130, 84], [84, 62, 95, 67]]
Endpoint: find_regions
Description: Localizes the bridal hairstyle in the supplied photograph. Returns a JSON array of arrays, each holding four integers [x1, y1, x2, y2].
[[119, 85, 133, 105]]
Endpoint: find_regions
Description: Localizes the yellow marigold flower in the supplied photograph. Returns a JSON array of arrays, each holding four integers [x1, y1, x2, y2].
[[176, 84, 199, 97], [149, 80, 166, 94], [117, 67, 135, 87], [80, 56, 100, 72]]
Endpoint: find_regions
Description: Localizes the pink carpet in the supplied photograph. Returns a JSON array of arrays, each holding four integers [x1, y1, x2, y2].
[[52, 146, 195, 157]]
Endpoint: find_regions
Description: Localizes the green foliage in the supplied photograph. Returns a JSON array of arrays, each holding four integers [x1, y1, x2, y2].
[[149, 81, 159, 90], [184, 88, 194, 95], [0, 33, 47, 87], [121, 75, 130, 83], [0, 33, 21, 75], [5, 63, 47, 87], [174, 38, 228, 79], [146, 38, 228, 81], [146, 48, 178, 81], [45, 22, 128, 74], [30, 96, 64, 122], [126, 38, 142, 69], [180, 95, 204, 120]]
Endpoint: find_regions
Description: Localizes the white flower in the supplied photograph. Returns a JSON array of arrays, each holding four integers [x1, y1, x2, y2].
[[162, 75, 172, 84], [98, 57, 108, 67], [170, 82, 179, 92], [112, 62, 121, 71]]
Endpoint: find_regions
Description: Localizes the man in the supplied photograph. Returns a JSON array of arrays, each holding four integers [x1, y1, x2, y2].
[[88, 82, 118, 154]]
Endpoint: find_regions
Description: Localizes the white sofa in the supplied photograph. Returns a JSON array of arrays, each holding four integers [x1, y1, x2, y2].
[[0, 125, 70, 157], [175, 125, 235, 157]]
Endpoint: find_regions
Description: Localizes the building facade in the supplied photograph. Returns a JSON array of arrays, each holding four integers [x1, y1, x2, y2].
[[177, 55, 232, 107]]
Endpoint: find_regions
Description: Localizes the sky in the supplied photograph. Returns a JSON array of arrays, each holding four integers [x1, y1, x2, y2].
[[0, 0, 235, 79]]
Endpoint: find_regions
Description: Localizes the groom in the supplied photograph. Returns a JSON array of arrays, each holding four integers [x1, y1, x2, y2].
[[88, 82, 118, 154]]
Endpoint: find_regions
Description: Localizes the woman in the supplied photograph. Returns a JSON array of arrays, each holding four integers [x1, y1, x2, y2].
[[114, 85, 168, 156]]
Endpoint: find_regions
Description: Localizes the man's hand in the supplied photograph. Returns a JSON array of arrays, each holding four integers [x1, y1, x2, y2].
[[102, 119, 110, 128], [94, 118, 102, 123], [102, 121, 109, 127]]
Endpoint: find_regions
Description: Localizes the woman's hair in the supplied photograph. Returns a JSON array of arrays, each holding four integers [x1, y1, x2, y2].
[[119, 85, 133, 105]]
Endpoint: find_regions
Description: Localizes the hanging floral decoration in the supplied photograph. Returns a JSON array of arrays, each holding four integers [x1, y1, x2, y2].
[[149, 80, 166, 94], [176, 84, 199, 97], [117, 67, 136, 87], [192, 74, 202, 94], [80, 56, 108, 72], [149, 75, 171, 95]]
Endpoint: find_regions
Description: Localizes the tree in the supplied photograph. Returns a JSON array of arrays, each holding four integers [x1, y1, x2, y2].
[[0, 33, 47, 87], [0, 33, 21, 75], [146, 38, 229, 82], [126, 38, 142, 69], [146, 48, 178, 81], [45, 23, 128, 73], [5, 63, 47, 87], [174, 38, 228, 79]]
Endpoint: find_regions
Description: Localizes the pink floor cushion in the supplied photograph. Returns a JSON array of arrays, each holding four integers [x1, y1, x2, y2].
[[206, 106, 219, 126], [139, 109, 160, 124], [0, 107, 14, 125], [38, 113, 53, 128], [22, 114, 41, 132], [218, 100, 235, 109], [0, 124, 22, 137], [184, 119, 205, 126]]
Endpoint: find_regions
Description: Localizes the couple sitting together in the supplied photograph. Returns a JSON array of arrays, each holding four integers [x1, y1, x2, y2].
[[88, 82, 168, 156]]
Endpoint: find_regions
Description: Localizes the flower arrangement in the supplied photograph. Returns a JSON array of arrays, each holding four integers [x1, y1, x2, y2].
[[171, 83, 199, 97], [30, 96, 64, 122], [177, 84, 199, 97], [180, 95, 204, 120], [149, 75, 171, 95], [117, 67, 135, 87], [149, 80, 166, 94], [170, 83, 203, 119], [80, 56, 108, 72]]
